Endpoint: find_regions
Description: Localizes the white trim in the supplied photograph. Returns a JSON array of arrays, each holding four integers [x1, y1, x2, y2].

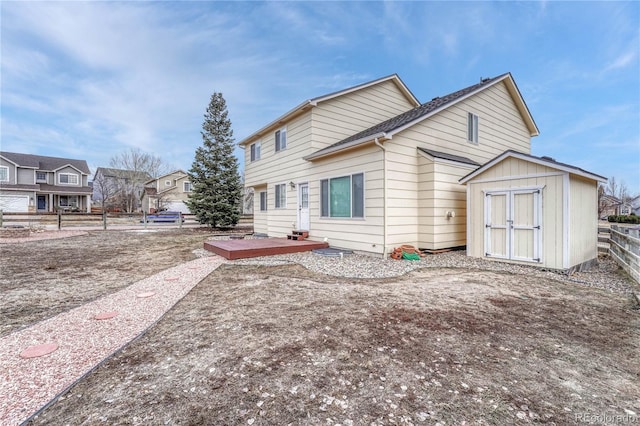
[[52, 164, 84, 174], [562, 172, 570, 269], [297, 182, 310, 230], [0, 166, 8, 182], [460, 151, 606, 184], [58, 172, 79, 185]]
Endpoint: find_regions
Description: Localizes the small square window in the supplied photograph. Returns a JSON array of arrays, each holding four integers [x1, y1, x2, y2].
[[275, 184, 286, 208], [259, 191, 267, 211], [251, 142, 261, 161], [165, 181, 171, 187], [36, 172, 47, 182], [275, 128, 287, 152], [468, 112, 479, 144]]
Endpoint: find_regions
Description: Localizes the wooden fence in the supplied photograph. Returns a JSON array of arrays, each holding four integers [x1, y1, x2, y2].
[[0, 211, 253, 231], [609, 225, 640, 284]]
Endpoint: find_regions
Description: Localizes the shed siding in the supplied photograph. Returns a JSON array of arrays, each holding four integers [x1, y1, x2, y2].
[[311, 80, 416, 151], [569, 175, 598, 266], [465, 157, 566, 269]]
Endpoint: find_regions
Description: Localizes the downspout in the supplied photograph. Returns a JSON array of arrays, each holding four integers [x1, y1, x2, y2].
[[374, 137, 387, 258]]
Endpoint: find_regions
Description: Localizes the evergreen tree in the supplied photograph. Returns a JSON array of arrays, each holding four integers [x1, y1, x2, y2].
[[187, 92, 242, 228]]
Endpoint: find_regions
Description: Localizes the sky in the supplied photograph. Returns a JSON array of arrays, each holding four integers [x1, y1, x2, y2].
[[1, 1, 639, 195]]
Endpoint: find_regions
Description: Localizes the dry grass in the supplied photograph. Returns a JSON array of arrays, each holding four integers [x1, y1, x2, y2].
[[27, 264, 640, 425]]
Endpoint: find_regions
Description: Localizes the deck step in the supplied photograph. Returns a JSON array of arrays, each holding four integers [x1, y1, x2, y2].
[[287, 230, 309, 241]]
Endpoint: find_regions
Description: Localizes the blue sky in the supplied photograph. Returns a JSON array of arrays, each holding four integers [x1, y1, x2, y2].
[[2, 1, 639, 194]]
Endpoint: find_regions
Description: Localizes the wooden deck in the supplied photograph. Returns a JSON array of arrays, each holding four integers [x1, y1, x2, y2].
[[204, 237, 329, 260]]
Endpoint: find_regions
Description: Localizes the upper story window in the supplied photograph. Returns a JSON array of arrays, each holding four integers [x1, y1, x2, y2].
[[320, 172, 364, 218], [36, 171, 47, 182], [275, 183, 286, 208], [250, 141, 261, 162], [0, 166, 8, 182], [275, 128, 287, 152], [183, 182, 192, 192], [468, 112, 479, 144], [59, 173, 79, 185], [165, 180, 172, 187], [259, 191, 267, 211]]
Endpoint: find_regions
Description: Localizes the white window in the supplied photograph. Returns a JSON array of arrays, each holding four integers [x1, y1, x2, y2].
[[59, 173, 79, 185], [259, 191, 267, 211], [250, 142, 261, 161], [183, 182, 192, 192], [320, 173, 364, 218], [275, 128, 287, 152], [59, 195, 79, 207], [165, 180, 171, 187], [36, 171, 47, 182], [0, 166, 8, 182], [275, 184, 286, 208], [468, 112, 479, 144]]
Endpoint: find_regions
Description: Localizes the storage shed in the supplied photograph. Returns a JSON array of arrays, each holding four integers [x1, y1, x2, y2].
[[460, 150, 606, 272]]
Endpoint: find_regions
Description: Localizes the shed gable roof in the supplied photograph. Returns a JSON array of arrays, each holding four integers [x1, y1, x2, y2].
[[305, 73, 539, 161], [459, 150, 607, 184], [237, 74, 420, 146], [0, 151, 90, 174]]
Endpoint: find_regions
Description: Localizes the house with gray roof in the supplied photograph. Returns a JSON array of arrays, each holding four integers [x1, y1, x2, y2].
[[240, 73, 589, 258], [0, 152, 92, 212]]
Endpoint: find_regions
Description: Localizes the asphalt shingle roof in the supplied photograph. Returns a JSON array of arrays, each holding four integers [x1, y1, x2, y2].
[[0, 152, 91, 174], [417, 147, 480, 166], [308, 74, 507, 159]]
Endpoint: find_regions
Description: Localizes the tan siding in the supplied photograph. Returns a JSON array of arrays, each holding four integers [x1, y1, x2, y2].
[[569, 176, 598, 266], [311, 80, 416, 150]]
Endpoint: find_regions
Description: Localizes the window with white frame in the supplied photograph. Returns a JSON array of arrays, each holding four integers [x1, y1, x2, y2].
[[467, 112, 479, 144], [0, 166, 8, 182], [165, 180, 171, 187], [275, 184, 286, 208], [259, 191, 267, 211], [275, 127, 287, 152], [320, 173, 364, 218], [59, 195, 78, 207], [183, 182, 192, 192], [59, 173, 79, 185], [36, 171, 47, 182], [250, 142, 261, 161]]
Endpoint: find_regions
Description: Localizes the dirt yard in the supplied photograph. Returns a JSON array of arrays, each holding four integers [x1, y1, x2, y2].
[[9, 232, 636, 425], [0, 229, 218, 337]]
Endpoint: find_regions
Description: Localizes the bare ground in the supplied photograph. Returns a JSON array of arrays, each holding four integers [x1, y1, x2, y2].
[[22, 258, 640, 425], [0, 229, 218, 337]]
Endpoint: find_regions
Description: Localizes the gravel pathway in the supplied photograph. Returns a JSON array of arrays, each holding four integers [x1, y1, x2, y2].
[[0, 254, 226, 425], [231, 250, 636, 294]]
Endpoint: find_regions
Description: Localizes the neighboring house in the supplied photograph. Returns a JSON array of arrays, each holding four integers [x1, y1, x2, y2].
[[0, 151, 92, 213], [631, 195, 640, 216], [240, 73, 539, 256], [599, 194, 622, 218], [141, 170, 192, 214], [92, 167, 151, 212]]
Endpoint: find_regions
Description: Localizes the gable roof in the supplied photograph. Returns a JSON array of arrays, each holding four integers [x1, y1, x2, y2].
[[459, 150, 607, 184], [95, 167, 152, 181], [0, 151, 90, 174], [237, 74, 420, 146], [417, 147, 480, 167], [146, 169, 188, 185], [305, 73, 539, 161]]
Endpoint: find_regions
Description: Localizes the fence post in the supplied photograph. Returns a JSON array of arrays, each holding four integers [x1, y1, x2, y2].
[[179, 213, 183, 229], [57, 210, 62, 230], [144, 211, 147, 228], [0, 209, 3, 228], [103, 211, 107, 230]]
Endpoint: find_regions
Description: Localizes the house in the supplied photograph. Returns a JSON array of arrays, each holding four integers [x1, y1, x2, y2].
[[599, 194, 623, 219], [460, 150, 606, 272], [92, 167, 152, 212], [0, 151, 92, 213], [141, 170, 192, 214], [240, 73, 539, 256], [631, 195, 640, 216]]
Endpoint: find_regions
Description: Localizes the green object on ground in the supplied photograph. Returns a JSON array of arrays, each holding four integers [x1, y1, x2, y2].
[[402, 251, 421, 261]]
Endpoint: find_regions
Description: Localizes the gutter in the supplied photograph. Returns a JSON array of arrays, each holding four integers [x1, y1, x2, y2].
[[374, 137, 388, 258]]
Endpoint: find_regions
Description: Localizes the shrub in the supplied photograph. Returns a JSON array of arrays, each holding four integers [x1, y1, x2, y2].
[[608, 215, 640, 224]]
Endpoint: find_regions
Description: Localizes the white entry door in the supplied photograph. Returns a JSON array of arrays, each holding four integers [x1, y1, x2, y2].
[[485, 188, 542, 263], [298, 183, 310, 231]]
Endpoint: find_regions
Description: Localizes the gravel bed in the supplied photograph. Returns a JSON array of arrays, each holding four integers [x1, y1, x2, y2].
[[231, 250, 636, 295], [0, 255, 225, 425]]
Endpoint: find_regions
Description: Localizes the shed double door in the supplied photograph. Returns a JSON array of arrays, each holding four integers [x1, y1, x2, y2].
[[484, 189, 542, 263]]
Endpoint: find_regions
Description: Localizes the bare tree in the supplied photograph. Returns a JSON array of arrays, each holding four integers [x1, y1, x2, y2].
[[109, 148, 171, 213], [92, 171, 117, 213]]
